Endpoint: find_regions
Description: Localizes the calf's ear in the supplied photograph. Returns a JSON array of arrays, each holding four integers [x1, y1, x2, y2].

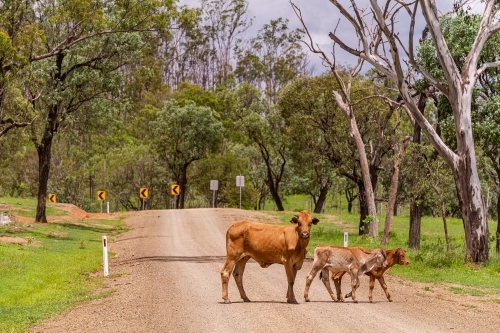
[[291, 214, 299, 224], [312, 218, 319, 225]]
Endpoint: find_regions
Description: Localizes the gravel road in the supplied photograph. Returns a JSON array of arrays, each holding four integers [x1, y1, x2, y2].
[[31, 208, 500, 333]]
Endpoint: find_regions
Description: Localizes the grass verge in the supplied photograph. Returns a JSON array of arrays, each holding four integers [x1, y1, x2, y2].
[[0, 198, 128, 332]]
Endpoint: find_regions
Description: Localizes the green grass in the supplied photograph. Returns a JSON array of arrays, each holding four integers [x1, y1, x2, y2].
[[0, 198, 128, 332], [0, 197, 66, 218], [264, 194, 500, 299]]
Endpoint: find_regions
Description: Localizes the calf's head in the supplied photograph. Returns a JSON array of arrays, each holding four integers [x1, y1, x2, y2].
[[396, 248, 410, 265], [291, 210, 319, 239]]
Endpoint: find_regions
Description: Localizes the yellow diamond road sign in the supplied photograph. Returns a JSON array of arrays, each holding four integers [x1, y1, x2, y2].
[[48, 194, 56, 203], [171, 185, 180, 196], [97, 191, 106, 201], [140, 188, 149, 199]]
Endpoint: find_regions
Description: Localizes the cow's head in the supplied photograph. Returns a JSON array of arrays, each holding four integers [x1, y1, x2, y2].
[[290, 210, 319, 239], [377, 249, 388, 268], [396, 248, 410, 265]]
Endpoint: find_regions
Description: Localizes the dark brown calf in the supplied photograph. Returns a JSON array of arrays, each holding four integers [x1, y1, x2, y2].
[[332, 247, 409, 302]]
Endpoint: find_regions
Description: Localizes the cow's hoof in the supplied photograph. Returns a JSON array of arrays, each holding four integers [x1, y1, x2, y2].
[[388, 299, 393, 302], [353, 300, 358, 303], [243, 298, 251, 302], [287, 299, 298, 304], [304, 298, 310, 302], [223, 299, 231, 304]]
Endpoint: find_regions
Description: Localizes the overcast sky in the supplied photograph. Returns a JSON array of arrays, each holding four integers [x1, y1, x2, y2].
[[179, 0, 487, 74]]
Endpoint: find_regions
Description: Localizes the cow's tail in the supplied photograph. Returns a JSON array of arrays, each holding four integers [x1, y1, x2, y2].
[[225, 228, 232, 251]]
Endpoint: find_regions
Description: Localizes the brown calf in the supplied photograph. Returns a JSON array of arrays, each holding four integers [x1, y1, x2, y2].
[[221, 210, 319, 304], [332, 247, 410, 302], [303, 246, 387, 303]]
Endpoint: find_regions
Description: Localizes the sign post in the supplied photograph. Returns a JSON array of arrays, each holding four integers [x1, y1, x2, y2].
[[344, 232, 349, 247], [97, 191, 106, 213], [210, 180, 218, 208], [171, 185, 180, 209], [140, 188, 149, 210], [236, 175, 245, 209], [48, 194, 56, 203], [102, 236, 109, 276]]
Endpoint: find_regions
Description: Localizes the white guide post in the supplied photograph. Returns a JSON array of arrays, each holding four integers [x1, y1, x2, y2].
[[236, 175, 245, 209], [102, 236, 109, 276], [344, 232, 348, 247], [210, 180, 219, 208]]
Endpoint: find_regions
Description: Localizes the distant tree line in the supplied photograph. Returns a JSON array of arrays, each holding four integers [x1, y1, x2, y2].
[[0, 0, 498, 262]]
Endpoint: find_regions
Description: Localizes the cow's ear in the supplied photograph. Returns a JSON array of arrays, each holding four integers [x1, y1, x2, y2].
[[291, 214, 299, 224], [312, 218, 319, 225]]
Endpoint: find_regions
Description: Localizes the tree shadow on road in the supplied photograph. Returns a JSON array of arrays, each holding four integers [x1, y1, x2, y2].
[[114, 255, 227, 265]]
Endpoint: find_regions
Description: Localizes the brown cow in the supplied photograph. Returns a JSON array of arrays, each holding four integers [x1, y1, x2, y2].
[[332, 247, 410, 302], [220, 210, 319, 304], [303, 246, 387, 303]]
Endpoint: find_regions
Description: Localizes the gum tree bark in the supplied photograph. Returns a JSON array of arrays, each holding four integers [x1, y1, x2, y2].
[[382, 136, 410, 245], [294, 0, 494, 262]]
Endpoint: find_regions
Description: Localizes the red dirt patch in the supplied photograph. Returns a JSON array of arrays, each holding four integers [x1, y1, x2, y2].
[[0, 235, 33, 245]]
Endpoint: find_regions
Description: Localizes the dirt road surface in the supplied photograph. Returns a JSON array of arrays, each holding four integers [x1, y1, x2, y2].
[[31, 208, 500, 333]]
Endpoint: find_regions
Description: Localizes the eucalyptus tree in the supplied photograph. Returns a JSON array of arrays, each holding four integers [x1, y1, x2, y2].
[[150, 100, 223, 209], [23, 0, 177, 222], [160, 0, 252, 90], [222, 83, 289, 211], [279, 73, 400, 234], [279, 85, 337, 214], [296, 0, 496, 262], [417, 10, 500, 255], [234, 18, 308, 104], [0, 129, 36, 197], [201, 0, 253, 87], [399, 143, 457, 250], [0, 0, 35, 136]]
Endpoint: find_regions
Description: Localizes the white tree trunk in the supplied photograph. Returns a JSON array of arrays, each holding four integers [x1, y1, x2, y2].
[[382, 136, 410, 245], [320, 0, 491, 262], [332, 91, 379, 237]]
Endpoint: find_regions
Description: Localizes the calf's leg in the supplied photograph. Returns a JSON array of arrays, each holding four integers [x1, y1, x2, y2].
[[349, 271, 360, 303], [377, 276, 392, 302], [233, 256, 251, 302], [304, 264, 322, 302], [332, 271, 346, 302], [320, 269, 338, 302]]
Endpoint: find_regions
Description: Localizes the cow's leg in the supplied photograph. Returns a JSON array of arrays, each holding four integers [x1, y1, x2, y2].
[[320, 269, 338, 302], [285, 263, 298, 304], [232, 256, 251, 302], [303, 265, 322, 302], [332, 271, 346, 302], [377, 276, 392, 302], [349, 271, 360, 303], [221, 256, 239, 304]]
